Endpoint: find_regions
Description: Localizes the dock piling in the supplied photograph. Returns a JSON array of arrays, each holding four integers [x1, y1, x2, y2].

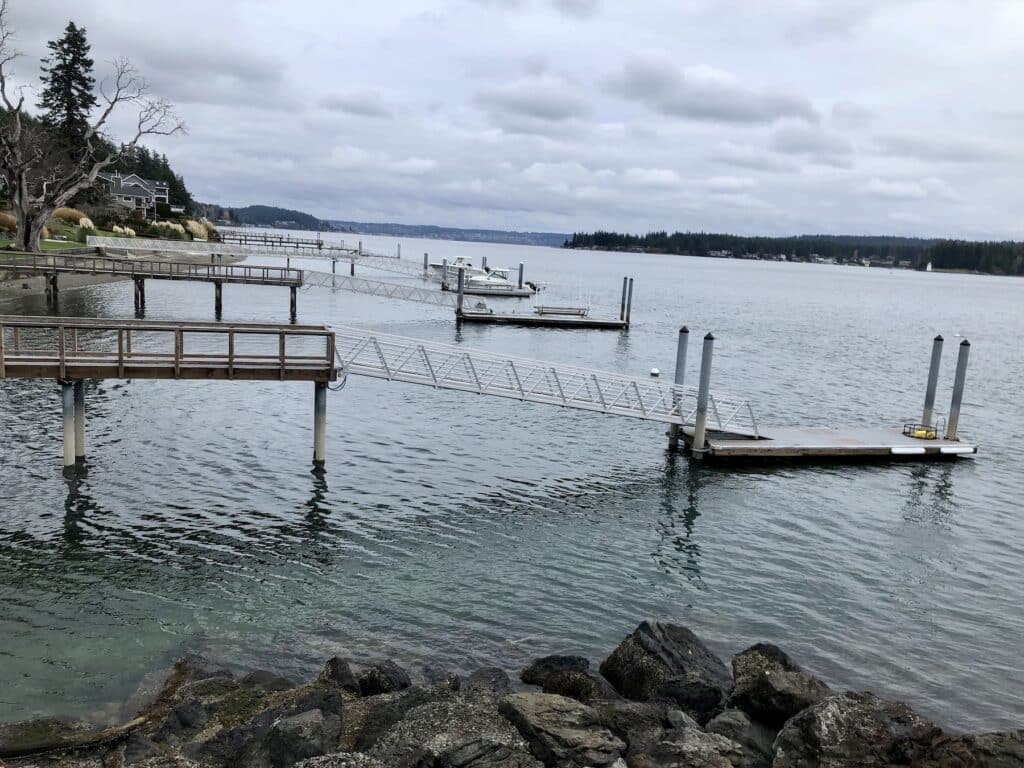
[[441, 259, 449, 290], [61, 381, 75, 469], [73, 380, 85, 464], [133, 278, 146, 313], [332, 258, 337, 274], [350, 258, 355, 276], [922, 334, 944, 426], [517, 263, 524, 289], [691, 333, 715, 459], [619, 277, 628, 321], [945, 339, 971, 440], [290, 286, 297, 322], [456, 267, 466, 315], [668, 326, 689, 450], [214, 282, 223, 318], [313, 381, 327, 467], [625, 278, 634, 326], [423, 253, 429, 277], [482, 256, 488, 271]]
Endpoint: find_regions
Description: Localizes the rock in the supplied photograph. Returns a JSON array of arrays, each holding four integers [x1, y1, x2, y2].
[[626, 727, 744, 768], [0, 717, 93, 757], [423, 664, 462, 691], [264, 709, 335, 768], [466, 667, 512, 695], [441, 738, 545, 767], [666, 709, 701, 730], [771, 691, 943, 768], [599, 621, 732, 724], [242, 670, 296, 693], [320, 657, 362, 696], [156, 700, 209, 741], [589, 701, 674, 744], [499, 692, 625, 767], [967, 730, 1024, 767], [729, 644, 830, 728], [358, 660, 412, 697], [294, 755, 386, 768], [706, 709, 775, 768], [122, 732, 163, 765], [369, 688, 528, 767], [341, 685, 459, 753], [520, 656, 615, 704]]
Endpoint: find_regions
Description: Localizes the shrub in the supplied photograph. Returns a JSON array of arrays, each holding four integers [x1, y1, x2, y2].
[[75, 227, 89, 244], [78, 217, 96, 230], [112, 224, 124, 234], [125, 226, 136, 237], [185, 219, 207, 240], [130, 209, 146, 222], [201, 217, 218, 239], [0, 212, 16, 233], [53, 207, 87, 224]]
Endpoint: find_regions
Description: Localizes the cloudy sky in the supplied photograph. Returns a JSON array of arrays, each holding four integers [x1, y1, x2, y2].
[[8, 0, 1024, 237]]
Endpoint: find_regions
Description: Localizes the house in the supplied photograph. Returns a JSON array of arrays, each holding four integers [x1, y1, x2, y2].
[[97, 172, 170, 213]]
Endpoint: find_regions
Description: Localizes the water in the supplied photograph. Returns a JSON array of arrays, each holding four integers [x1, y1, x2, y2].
[[1, 235, 1022, 732]]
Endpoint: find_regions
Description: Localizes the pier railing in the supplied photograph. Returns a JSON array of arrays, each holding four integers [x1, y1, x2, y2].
[[0, 316, 336, 382], [0, 253, 304, 286], [331, 326, 758, 431]]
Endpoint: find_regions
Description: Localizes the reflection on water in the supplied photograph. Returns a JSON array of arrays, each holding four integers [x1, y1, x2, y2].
[[1, 240, 1023, 731]]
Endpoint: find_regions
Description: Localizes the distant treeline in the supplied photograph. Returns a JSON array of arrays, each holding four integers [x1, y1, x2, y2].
[[565, 231, 1024, 275], [194, 204, 331, 231]]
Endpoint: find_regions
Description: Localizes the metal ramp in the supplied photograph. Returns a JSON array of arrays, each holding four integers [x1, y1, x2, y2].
[[303, 270, 457, 307], [331, 326, 759, 432]]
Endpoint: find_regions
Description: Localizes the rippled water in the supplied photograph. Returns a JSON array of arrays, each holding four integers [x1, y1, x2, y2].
[[1, 236, 1022, 731]]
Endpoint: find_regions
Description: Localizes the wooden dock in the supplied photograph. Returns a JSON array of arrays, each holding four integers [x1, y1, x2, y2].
[[457, 309, 628, 329], [680, 425, 977, 462], [0, 252, 303, 317]]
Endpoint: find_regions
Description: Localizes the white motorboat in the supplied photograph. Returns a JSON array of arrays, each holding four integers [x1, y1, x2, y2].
[[428, 256, 486, 280]]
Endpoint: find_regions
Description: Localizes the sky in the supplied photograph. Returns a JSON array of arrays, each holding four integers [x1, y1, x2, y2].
[[7, 0, 1024, 238]]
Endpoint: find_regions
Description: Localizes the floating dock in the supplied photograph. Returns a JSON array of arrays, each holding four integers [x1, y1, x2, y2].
[[679, 425, 977, 462], [457, 310, 627, 329]]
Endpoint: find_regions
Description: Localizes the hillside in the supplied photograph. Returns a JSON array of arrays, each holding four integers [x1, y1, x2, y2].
[[195, 204, 332, 231], [329, 220, 568, 248]]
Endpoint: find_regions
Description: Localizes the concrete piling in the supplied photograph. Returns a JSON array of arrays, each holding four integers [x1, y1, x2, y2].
[[73, 380, 85, 464], [625, 278, 634, 326], [668, 326, 689, 450], [313, 381, 327, 467], [517, 263, 524, 289], [456, 267, 466, 315], [946, 339, 971, 440], [691, 333, 715, 459], [620, 277, 628, 321], [922, 335, 944, 427], [61, 382, 75, 469]]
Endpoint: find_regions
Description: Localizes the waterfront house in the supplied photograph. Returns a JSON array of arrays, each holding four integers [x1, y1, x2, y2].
[[97, 172, 170, 214]]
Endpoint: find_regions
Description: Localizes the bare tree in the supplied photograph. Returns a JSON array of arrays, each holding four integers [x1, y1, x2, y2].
[[0, 0, 185, 252]]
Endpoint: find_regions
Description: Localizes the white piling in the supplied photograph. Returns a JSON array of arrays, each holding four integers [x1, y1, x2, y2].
[[73, 380, 85, 463], [313, 381, 327, 466], [620, 277, 628, 320], [61, 382, 75, 468], [668, 326, 689, 450], [691, 333, 715, 459], [922, 335, 944, 427], [945, 339, 970, 440]]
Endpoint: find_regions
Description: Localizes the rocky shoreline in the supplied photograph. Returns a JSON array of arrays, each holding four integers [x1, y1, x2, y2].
[[1, 621, 1020, 768]]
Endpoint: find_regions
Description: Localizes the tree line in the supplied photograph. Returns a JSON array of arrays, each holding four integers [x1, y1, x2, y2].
[[565, 231, 1024, 275]]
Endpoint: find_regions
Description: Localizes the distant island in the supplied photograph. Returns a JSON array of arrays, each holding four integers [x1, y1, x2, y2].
[[329, 220, 568, 248], [565, 230, 1024, 276], [194, 204, 336, 232]]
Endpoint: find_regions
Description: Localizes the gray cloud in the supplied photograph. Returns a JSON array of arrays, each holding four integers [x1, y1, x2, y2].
[[319, 92, 394, 118], [605, 56, 818, 125], [873, 134, 1009, 164]]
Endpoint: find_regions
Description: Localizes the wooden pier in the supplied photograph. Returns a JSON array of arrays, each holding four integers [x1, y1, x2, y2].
[[0, 252, 303, 318], [0, 316, 337, 469]]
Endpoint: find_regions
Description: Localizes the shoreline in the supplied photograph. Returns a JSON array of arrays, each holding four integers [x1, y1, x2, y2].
[[0, 621, 1018, 767]]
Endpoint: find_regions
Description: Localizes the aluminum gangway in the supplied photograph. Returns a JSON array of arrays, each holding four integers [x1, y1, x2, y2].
[[331, 326, 759, 432], [86, 236, 399, 263], [302, 270, 457, 308]]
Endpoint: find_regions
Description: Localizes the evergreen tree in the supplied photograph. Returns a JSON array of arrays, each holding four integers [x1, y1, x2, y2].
[[38, 21, 97, 149]]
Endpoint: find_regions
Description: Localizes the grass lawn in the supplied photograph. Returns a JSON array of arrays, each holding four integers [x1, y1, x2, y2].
[[0, 238, 88, 252]]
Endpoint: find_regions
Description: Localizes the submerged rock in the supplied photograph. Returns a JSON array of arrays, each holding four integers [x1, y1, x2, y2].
[[466, 667, 513, 695], [358, 660, 412, 697], [706, 709, 775, 768], [626, 726, 744, 768], [599, 621, 732, 724], [499, 692, 625, 767], [729, 643, 830, 728], [771, 691, 942, 767]]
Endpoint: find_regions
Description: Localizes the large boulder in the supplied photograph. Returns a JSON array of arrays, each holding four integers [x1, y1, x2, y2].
[[319, 657, 361, 696], [499, 692, 625, 767], [340, 685, 459, 753], [441, 738, 545, 767], [520, 656, 616, 704], [466, 668, 513, 695], [967, 730, 1024, 767], [729, 644, 829, 728], [599, 622, 732, 724], [626, 727, 745, 768], [706, 709, 775, 768], [358, 660, 412, 697], [771, 691, 943, 767], [264, 710, 337, 768]]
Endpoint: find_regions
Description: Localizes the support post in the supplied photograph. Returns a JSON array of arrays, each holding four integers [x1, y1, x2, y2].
[[921, 334, 944, 427], [61, 381, 75, 469], [350, 258, 355, 276], [332, 258, 337, 274], [397, 243, 401, 259], [625, 278, 634, 326], [691, 333, 715, 459], [358, 241, 363, 256], [482, 256, 488, 271], [517, 262, 524, 289], [945, 339, 971, 440], [48, 274, 59, 302], [620, 277, 628, 320], [214, 281, 223, 318], [313, 381, 327, 467], [290, 285, 297, 322], [441, 258, 448, 290], [73, 380, 85, 464], [668, 326, 689, 450], [456, 267, 466, 315], [423, 253, 429, 277]]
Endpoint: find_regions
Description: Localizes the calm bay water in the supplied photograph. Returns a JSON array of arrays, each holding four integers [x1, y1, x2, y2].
[[1, 234, 1022, 731]]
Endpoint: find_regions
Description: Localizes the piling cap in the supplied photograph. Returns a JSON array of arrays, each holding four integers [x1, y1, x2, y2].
[[680, 326, 689, 334], [935, 334, 943, 341], [704, 332, 714, 341], [960, 339, 970, 346]]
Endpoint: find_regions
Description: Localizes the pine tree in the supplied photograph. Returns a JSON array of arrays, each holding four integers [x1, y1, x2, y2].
[[38, 22, 97, 149]]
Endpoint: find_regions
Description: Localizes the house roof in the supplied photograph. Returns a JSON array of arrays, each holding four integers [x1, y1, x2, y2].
[[113, 183, 154, 199], [98, 172, 169, 193]]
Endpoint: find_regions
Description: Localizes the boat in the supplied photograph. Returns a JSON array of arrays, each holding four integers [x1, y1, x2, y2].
[[428, 256, 486, 281]]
